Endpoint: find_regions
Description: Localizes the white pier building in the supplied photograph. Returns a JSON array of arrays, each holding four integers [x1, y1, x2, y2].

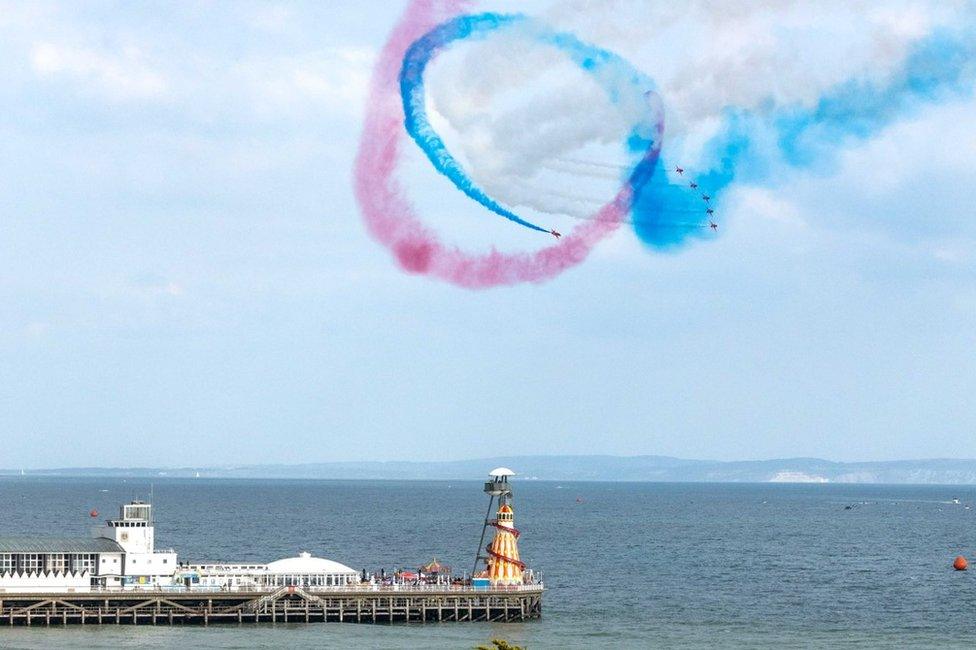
[[180, 553, 358, 590], [0, 501, 356, 593]]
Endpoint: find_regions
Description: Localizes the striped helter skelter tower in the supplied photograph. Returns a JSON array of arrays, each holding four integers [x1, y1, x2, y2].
[[487, 503, 524, 585]]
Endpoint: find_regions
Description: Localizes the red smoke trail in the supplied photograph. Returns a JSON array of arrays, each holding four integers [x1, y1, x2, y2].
[[353, 0, 653, 289]]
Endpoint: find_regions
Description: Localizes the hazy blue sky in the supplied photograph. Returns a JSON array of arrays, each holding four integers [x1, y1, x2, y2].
[[1, 1, 974, 468]]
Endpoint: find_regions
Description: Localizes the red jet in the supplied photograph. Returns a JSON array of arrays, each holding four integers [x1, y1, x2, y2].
[[550, 229, 562, 239], [675, 166, 684, 175]]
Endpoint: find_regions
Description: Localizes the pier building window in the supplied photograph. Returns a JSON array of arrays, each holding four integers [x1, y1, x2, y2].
[[0, 554, 13, 572], [46, 554, 67, 572], [71, 554, 97, 573], [21, 554, 42, 572], [124, 503, 151, 521]]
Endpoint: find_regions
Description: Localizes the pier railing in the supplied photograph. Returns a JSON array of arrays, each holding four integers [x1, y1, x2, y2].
[[84, 582, 543, 595], [0, 582, 544, 625]]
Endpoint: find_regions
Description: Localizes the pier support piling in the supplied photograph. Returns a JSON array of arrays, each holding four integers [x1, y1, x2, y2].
[[0, 587, 542, 626]]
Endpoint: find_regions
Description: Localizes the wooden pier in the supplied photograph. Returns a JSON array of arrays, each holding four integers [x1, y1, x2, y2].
[[0, 586, 543, 626]]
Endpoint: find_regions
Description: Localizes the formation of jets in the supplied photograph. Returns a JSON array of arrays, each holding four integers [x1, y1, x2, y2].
[[544, 163, 720, 238], [677, 166, 718, 231]]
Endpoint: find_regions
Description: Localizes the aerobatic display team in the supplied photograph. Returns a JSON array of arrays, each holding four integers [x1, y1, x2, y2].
[[354, 0, 974, 289]]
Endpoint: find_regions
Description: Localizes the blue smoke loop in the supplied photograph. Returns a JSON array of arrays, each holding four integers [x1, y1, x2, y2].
[[402, 15, 976, 250], [400, 13, 661, 236]]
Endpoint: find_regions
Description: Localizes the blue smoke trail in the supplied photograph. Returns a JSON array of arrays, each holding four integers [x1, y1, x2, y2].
[[641, 30, 976, 250], [774, 31, 974, 169], [402, 14, 975, 251], [400, 13, 660, 235], [631, 112, 753, 250]]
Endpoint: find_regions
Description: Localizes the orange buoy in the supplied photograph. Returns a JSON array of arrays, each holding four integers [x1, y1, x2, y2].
[[953, 556, 968, 571], [89, 509, 98, 518]]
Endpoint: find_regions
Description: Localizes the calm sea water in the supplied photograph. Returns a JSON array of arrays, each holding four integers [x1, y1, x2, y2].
[[1, 478, 975, 648]]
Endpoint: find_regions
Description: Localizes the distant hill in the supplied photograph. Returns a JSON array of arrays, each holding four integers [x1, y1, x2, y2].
[[6, 455, 976, 484]]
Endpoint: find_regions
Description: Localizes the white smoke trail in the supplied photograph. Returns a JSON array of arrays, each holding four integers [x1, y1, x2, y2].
[[543, 159, 621, 179], [423, 0, 971, 227], [556, 157, 628, 171]]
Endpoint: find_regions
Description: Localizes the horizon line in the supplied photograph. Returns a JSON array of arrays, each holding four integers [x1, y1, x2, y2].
[[4, 452, 976, 474]]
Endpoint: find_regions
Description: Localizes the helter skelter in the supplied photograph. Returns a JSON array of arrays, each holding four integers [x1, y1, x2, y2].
[[472, 467, 525, 586]]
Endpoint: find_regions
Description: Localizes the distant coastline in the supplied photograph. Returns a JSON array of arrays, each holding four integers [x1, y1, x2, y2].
[[5, 455, 976, 484]]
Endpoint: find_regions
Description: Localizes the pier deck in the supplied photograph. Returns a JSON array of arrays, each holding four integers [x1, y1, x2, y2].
[[0, 585, 543, 626]]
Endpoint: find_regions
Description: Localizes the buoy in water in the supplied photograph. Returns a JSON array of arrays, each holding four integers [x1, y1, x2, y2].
[[953, 556, 968, 571], [89, 509, 98, 518]]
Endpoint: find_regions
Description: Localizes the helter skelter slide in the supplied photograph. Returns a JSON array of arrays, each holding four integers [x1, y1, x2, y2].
[[474, 468, 525, 585], [487, 504, 526, 577]]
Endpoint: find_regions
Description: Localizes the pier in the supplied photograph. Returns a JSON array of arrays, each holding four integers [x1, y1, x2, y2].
[[0, 585, 543, 626], [0, 469, 543, 625]]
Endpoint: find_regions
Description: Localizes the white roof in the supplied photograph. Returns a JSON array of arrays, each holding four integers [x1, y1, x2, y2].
[[265, 551, 357, 575], [489, 467, 515, 477]]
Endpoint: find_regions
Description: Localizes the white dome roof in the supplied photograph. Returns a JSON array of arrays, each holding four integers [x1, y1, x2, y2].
[[489, 467, 515, 477], [265, 551, 357, 575]]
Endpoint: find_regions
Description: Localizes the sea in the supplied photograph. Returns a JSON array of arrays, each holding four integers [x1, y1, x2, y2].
[[1, 478, 975, 649]]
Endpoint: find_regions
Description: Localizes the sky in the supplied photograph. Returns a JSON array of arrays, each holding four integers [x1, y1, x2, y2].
[[1, 0, 975, 469]]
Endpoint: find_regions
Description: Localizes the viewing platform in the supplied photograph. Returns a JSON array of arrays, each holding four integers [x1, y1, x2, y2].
[[0, 584, 544, 625]]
